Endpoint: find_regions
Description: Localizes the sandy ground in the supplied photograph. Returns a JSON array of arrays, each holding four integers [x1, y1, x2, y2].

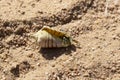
[[0, 0, 120, 80]]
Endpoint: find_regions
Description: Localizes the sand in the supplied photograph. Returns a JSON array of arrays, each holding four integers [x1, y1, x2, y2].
[[0, 0, 120, 80]]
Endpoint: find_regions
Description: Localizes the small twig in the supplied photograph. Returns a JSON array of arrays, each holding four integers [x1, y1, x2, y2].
[[105, 0, 110, 16]]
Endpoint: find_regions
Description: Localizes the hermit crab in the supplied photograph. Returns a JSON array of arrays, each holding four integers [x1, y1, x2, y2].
[[30, 26, 79, 48]]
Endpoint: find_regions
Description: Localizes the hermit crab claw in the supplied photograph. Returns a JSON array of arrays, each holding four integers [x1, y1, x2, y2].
[[72, 39, 81, 48]]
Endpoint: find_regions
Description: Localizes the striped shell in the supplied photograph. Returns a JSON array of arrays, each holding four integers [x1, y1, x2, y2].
[[31, 26, 77, 48]]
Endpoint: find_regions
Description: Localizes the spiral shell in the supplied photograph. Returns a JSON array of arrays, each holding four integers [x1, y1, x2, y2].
[[31, 26, 78, 48]]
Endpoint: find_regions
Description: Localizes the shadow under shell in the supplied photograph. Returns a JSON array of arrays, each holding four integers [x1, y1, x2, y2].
[[39, 45, 76, 60]]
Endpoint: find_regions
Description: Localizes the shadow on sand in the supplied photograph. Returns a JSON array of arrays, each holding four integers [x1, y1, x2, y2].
[[39, 45, 76, 60]]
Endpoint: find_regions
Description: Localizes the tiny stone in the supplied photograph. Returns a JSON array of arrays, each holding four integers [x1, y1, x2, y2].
[[51, 64, 55, 67], [83, 72, 89, 77], [77, 15, 82, 19], [37, 63, 40, 66], [91, 47, 95, 51], [111, 67, 116, 72]]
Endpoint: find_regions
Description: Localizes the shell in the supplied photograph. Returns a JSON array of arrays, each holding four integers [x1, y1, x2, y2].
[[31, 26, 78, 48]]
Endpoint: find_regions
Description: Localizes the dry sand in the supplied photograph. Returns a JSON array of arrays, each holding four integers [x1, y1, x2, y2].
[[0, 0, 120, 80]]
